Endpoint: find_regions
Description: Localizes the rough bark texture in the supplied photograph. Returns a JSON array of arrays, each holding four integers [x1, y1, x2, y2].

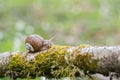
[[81, 46, 120, 75]]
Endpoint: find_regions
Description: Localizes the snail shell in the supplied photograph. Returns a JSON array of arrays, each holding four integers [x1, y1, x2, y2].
[[25, 34, 44, 52]]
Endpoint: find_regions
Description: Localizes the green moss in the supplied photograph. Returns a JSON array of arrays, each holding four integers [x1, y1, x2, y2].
[[7, 53, 36, 78], [7, 45, 99, 79]]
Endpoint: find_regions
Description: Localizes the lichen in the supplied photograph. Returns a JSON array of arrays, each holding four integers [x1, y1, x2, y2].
[[7, 45, 99, 79]]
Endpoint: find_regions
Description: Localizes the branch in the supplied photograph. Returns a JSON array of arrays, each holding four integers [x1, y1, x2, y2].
[[0, 45, 120, 79]]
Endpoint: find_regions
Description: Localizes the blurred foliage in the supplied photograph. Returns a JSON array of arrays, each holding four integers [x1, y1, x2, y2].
[[7, 45, 98, 79], [0, 0, 120, 52]]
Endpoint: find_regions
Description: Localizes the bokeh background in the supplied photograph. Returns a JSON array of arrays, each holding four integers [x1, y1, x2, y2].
[[0, 0, 120, 52]]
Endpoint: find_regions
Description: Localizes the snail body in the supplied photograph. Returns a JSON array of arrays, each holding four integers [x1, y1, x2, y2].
[[25, 34, 53, 52]]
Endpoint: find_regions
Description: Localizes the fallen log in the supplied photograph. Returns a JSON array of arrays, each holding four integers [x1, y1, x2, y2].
[[0, 45, 120, 80]]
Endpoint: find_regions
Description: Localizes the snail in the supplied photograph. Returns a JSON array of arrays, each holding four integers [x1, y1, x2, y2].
[[25, 34, 53, 53]]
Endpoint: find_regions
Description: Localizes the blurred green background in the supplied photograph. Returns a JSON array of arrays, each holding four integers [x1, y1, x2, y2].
[[0, 0, 120, 52]]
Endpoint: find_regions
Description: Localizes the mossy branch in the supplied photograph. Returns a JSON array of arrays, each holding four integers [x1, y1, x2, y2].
[[0, 45, 120, 79]]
